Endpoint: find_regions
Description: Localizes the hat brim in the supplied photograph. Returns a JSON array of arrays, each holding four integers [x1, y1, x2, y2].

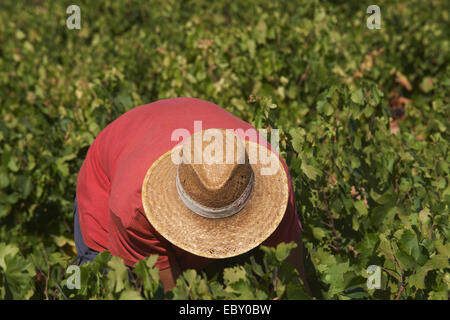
[[141, 140, 289, 259]]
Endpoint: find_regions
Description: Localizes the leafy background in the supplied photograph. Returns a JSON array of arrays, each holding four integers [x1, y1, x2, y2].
[[0, 0, 448, 299]]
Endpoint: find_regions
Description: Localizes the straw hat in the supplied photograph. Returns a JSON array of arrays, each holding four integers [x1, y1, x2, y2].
[[141, 128, 289, 258]]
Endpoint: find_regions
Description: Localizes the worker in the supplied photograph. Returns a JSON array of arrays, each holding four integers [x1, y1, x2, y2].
[[75, 97, 309, 293]]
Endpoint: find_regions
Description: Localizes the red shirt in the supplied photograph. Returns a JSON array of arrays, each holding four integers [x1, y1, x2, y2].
[[76, 97, 302, 270]]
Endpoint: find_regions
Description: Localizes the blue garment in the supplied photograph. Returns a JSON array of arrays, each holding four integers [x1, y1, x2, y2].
[[73, 198, 99, 265]]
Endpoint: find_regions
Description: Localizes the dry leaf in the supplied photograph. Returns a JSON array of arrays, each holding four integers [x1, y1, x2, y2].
[[390, 120, 400, 135], [391, 70, 412, 91], [350, 186, 358, 197]]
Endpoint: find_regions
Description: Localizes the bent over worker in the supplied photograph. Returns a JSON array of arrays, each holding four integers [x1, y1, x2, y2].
[[75, 97, 309, 293]]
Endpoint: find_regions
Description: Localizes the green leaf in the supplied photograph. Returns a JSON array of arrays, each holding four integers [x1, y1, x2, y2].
[[317, 101, 333, 116], [254, 20, 267, 44], [325, 261, 350, 294], [209, 281, 227, 299], [428, 288, 448, 300], [115, 94, 133, 109], [436, 160, 449, 175], [0, 171, 9, 188], [171, 278, 189, 300], [409, 254, 449, 289], [351, 89, 364, 105], [133, 255, 161, 299], [7, 157, 19, 173], [107, 256, 129, 293], [286, 282, 310, 300], [119, 289, 144, 300], [275, 242, 297, 262], [0, 246, 35, 299], [247, 39, 256, 58], [343, 286, 369, 299], [312, 227, 326, 240], [182, 269, 198, 287], [419, 77, 433, 93], [15, 29, 26, 40], [354, 200, 368, 216], [223, 266, 247, 285], [399, 230, 422, 262], [434, 240, 450, 257], [225, 279, 255, 299], [289, 128, 305, 154], [301, 161, 321, 181], [0, 243, 19, 270], [248, 256, 264, 277], [91, 251, 112, 270]]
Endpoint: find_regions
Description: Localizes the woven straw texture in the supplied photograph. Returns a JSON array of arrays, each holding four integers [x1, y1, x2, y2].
[[141, 139, 289, 258], [178, 129, 253, 208]]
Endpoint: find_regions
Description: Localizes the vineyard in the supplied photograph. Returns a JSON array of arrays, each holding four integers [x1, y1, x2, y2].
[[0, 0, 449, 300]]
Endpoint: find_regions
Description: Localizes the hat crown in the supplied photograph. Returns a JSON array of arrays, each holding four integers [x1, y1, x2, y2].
[[178, 129, 253, 209]]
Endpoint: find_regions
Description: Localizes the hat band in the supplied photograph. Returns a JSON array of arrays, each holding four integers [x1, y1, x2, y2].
[[175, 170, 254, 219]]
